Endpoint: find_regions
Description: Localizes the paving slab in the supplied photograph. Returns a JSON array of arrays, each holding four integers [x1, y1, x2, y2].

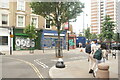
[[49, 56, 118, 79]]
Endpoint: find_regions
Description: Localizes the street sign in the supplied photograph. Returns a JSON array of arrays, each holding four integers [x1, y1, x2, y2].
[[10, 35, 14, 38], [67, 31, 71, 33]]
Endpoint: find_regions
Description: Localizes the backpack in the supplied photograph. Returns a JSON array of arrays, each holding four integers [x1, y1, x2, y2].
[[93, 49, 102, 60], [85, 44, 91, 53]]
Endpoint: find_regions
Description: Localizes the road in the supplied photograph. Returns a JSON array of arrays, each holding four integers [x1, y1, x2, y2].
[[1, 50, 87, 79]]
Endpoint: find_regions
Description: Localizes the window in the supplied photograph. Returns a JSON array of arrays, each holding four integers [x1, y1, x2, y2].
[[0, 36, 8, 45], [31, 17, 38, 28], [0, 0, 9, 8], [46, 20, 51, 29], [17, 15, 25, 27], [2, 14, 8, 26], [17, 0, 25, 11]]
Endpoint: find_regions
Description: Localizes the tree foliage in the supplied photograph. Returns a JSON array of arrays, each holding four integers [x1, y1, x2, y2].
[[90, 33, 97, 40], [84, 27, 91, 40], [98, 33, 104, 42], [113, 33, 120, 42], [24, 23, 37, 53], [101, 15, 115, 41], [78, 33, 83, 37], [30, 2, 84, 28], [24, 23, 37, 39], [30, 2, 84, 56]]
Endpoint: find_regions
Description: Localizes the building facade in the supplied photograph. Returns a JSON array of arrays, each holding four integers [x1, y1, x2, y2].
[[0, 1, 46, 52], [91, 0, 116, 34], [116, 0, 120, 33], [0, 1, 76, 53]]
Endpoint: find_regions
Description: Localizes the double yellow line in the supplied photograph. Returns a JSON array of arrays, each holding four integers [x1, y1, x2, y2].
[[5, 57, 45, 80]]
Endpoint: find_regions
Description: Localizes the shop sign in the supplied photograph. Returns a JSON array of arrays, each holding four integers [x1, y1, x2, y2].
[[44, 33, 65, 36], [10, 35, 14, 38]]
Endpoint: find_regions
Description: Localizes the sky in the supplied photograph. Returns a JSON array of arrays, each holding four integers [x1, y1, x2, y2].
[[71, 0, 91, 36]]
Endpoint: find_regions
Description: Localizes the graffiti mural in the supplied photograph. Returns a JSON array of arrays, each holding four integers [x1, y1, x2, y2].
[[43, 38, 52, 48], [69, 39, 74, 46], [42, 38, 66, 49], [15, 36, 35, 50]]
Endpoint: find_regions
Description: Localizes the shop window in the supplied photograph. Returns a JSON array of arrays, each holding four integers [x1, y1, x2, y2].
[[2, 14, 8, 26], [0, 36, 8, 45]]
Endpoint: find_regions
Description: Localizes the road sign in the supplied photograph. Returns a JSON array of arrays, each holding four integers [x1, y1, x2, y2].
[[10, 35, 14, 38]]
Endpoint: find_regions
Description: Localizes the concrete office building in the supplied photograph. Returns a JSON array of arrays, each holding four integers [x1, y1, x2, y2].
[[91, 0, 116, 34]]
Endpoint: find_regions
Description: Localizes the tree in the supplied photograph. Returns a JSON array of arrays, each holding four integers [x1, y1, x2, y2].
[[98, 33, 104, 42], [30, 2, 84, 68], [113, 33, 120, 42], [78, 33, 83, 37], [101, 15, 115, 48], [24, 23, 37, 53], [30, 3, 84, 52], [90, 33, 97, 40], [84, 27, 91, 40]]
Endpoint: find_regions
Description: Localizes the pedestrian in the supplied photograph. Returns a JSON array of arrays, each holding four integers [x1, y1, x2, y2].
[[92, 43, 108, 77], [88, 40, 97, 73], [100, 43, 108, 62], [85, 41, 91, 62], [79, 42, 82, 48]]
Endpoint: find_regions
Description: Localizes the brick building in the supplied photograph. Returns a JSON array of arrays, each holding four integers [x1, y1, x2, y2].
[[0, 1, 75, 53]]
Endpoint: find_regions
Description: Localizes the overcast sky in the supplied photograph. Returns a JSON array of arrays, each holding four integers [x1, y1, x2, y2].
[[71, 0, 91, 35]]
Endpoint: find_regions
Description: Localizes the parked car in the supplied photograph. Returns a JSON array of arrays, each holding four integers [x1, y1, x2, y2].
[[111, 43, 120, 50]]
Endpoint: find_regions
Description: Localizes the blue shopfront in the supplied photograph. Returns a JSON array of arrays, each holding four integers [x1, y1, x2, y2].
[[41, 30, 66, 49]]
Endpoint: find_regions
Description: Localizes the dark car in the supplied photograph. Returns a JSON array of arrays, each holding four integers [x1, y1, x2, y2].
[[111, 43, 120, 50], [117, 43, 120, 50]]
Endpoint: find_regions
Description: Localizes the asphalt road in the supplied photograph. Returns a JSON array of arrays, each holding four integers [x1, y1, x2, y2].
[[1, 51, 87, 79]]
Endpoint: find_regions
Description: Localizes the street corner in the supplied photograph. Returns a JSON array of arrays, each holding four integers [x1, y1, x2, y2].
[[48, 60, 92, 79], [49, 65, 68, 78]]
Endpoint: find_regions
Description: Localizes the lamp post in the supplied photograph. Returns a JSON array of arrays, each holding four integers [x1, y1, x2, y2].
[[83, 11, 84, 36], [67, 20, 70, 51], [83, 11, 88, 36]]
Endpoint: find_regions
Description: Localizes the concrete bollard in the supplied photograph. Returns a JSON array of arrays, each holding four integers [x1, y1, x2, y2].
[[96, 63, 109, 79]]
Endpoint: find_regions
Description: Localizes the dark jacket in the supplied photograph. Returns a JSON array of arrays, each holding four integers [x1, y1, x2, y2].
[[85, 44, 91, 54]]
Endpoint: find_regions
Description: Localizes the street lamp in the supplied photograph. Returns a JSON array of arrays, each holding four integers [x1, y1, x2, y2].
[[82, 11, 88, 36], [67, 20, 70, 51], [83, 11, 84, 36]]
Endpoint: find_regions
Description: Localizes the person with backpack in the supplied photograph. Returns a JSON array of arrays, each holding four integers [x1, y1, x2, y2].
[[88, 40, 97, 73], [92, 43, 108, 77], [85, 41, 91, 62]]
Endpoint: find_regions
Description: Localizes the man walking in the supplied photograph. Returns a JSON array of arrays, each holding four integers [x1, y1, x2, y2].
[[85, 41, 91, 62], [89, 40, 97, 73]]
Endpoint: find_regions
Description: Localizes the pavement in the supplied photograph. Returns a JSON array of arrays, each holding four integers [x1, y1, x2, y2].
[[1, 48, 119, 79], [49, 48, 119, 79], [1, 49, 55, 55]]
